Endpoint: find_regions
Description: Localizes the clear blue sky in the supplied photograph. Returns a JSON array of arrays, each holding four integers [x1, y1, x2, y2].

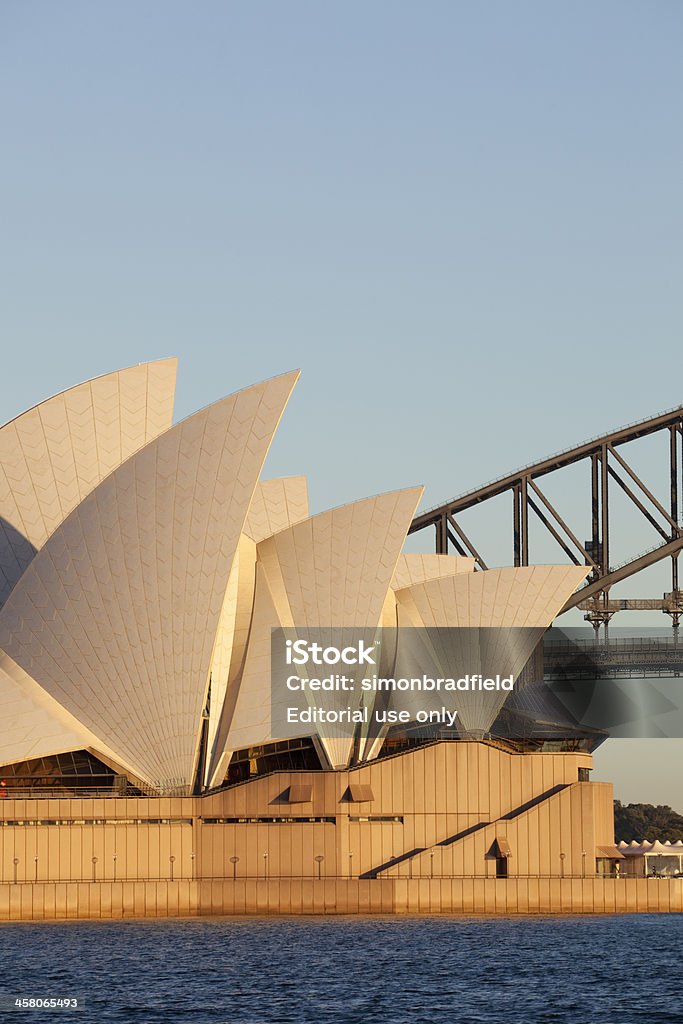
[[1, 1, 682, 809]]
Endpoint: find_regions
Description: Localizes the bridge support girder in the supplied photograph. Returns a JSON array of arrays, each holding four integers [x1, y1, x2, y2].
[[412, 406, 683, 626]]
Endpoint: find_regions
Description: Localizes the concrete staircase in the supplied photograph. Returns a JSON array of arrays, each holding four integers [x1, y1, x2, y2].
[[368, 783, 570, 878]]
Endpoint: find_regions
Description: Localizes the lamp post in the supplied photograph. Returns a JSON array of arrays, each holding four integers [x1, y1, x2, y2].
[[113, 854, 117, 882], [190, 852, 195, 880], [582, 850, 587, 877], [348, 851, 353, 878], [263, 852, 269, 880], [229, 855, 239, 881], [91, 856, 98, 882], [13, 858, 19, 884], [34, 856, 38, 883], [430, 851, 435, 879], [560, 852, 566, 879], [314, 854, 324, 880], [169, 855, 175, 882]]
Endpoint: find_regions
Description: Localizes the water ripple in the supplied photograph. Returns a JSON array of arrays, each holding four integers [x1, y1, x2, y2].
[[0, 914, 677, 1023]]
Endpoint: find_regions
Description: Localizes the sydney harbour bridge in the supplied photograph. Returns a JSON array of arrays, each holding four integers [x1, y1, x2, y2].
[[409, 405, 683, 679]]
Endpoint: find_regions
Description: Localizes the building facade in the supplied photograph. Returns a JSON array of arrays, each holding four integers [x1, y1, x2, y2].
[[0, 362, 670, 917]]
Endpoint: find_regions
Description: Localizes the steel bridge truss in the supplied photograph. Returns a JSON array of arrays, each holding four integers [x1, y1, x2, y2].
[[409, 407, 683, 627]]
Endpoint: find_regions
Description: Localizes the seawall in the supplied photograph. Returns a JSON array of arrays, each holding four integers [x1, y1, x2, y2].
[[0, 877, 680, 920]]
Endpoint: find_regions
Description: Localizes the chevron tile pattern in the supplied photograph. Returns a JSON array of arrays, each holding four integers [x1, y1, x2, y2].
[[205, 476, 310, 787], [0, 363, 593, 793], [217, 488, 424, 771], [0, 372, 299, 790], [394, 565, 590, 736], [0, 649, 138, 777], [395, 565, 590, 629], [0, 359, 177, 607], [244, 476, 309, 543], [391, 552, 476, 590], [257, 488, 424, 629]]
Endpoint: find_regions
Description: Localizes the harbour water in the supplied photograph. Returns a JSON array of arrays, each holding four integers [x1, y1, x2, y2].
[[0, 914, 676, 1022]]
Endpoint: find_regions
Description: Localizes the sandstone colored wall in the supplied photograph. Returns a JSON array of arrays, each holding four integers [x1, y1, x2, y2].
[[0, 743, 603, 890], [0, 877, 680, 921]]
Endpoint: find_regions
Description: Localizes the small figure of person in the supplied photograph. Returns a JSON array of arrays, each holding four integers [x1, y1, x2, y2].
[[0, 779, 7, 798]]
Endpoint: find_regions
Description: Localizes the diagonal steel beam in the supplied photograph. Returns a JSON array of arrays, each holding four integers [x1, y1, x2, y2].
[[607, 464, 670, 541], [607, 443, 680, 532], [446, 513, 488, 570], [445, 526, 469, 558], [526, 495, 580, 564], [527, 478, 596, 566], [560, 537, 683, 613], [411, 406, 683, 531], [416, 407, 683, 623]]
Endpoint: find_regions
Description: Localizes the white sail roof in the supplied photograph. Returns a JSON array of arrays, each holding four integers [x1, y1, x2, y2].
[[0, 372, 299, 790], [0, 359, 177, 607]]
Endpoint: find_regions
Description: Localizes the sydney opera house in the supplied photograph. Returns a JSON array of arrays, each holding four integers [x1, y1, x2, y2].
[[0, 360, 678, 917]]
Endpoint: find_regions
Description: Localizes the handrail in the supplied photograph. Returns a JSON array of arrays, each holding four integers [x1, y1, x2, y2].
[[571, 538, 683, 590], [416, 404, 683, 519], [545, 635, 683, 650], [0, 872, 659, 884], [0, 788, 139, 800]]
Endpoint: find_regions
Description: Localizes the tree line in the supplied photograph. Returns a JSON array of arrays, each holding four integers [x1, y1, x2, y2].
[[614, 800, 683, 842]]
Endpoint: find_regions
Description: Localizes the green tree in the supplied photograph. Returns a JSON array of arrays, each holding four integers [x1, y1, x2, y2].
[[614, 800, 683, 842]]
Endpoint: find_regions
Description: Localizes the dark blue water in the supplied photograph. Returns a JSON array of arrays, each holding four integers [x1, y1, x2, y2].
[[0, 915, 677, 1023]]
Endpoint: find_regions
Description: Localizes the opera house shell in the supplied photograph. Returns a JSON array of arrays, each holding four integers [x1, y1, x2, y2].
[[0, 361, 648, 917]]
